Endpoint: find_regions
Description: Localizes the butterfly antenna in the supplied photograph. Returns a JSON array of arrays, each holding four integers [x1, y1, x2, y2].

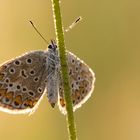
[[29, 21, 49, 45], [65, 16, 82, 32]]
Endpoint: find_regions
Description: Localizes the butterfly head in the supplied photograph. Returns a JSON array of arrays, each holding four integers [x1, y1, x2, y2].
[[48, 40, 57, 51]]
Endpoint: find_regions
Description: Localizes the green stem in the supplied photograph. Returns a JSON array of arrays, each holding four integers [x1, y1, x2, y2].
[[51, 0, 77, 140]]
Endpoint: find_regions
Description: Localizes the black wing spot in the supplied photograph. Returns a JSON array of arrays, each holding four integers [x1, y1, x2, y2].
[[30, 70, 35, 75], [16, 85, 21, 90], [38, 87, 43, 93], [34, 77, 39, 82], [14, 60, 21, 66], [26, 58, 32, 64], [21, 70, 28, 78], [9, 68, 15, 74], [9, 83, 13, 87], [5, 78, 10, 83], [28, 91, 34, 96]]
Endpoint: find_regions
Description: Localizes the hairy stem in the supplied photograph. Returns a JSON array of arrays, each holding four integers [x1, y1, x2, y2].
[[51, 0, 77, 140]]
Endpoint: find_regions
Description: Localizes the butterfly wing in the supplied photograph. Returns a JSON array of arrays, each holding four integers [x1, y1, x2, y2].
[[0, 51, 48, 114], [58, 51, 95, 114]]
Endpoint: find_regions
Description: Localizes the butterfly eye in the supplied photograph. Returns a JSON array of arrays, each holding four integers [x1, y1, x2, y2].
[[48, 44, 57, 50], [48, 45, 52, 49]]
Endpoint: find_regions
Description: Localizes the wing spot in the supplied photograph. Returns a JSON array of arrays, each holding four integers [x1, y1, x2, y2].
[[9, 68, 15, 74], [12, 95, 22, 108], [37, 87, 43, 93], [82, 90, 85, 94], [16, 85, 21, 90], [34, 77, 39, 82], [76, 82, 79, 85], [23, 103, 28, 107], [9, 83, 13, 87], [3, 92, 13, 104], [4, 65, 8, 69], [60, 98, 65, 107], [75, 67, 78, 71], [26, 58, 32, 64], [5, 97, 10, 102], [69, 69, 72, 75], [22, 87, 27, 92], [73, 100, 75, 104], [5, 78, 10, 83], [77, 96, 80, 100], [72, 59, 75, 63], [14, 60, 21, 66], [22, 99, 34, 108], [21, 70, 28, 78], [28, 91, 35, 96], [14, 101, 19, 106], [29, 70, 35, 75], [71, 83, 74, 88], [78, 76, 81, 80]]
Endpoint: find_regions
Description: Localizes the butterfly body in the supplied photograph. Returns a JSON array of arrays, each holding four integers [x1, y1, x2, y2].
[[46, 42, 60, 107]]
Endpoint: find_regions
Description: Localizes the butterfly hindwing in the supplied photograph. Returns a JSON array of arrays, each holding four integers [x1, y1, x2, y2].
[[58, 51, 95, 114]]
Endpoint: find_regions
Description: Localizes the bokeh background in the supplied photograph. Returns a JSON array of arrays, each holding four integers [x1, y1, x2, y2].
[[0, 0, 140, 140]]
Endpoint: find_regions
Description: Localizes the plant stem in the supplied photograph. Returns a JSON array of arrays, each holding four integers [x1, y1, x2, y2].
[[51, 0, 77, 140]]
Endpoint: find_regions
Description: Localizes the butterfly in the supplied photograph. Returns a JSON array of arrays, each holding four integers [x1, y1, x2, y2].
[[0, 40, 95, 115]]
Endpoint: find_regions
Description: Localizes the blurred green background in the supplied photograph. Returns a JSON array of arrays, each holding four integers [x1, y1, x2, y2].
[[0, 0, 140, 140]]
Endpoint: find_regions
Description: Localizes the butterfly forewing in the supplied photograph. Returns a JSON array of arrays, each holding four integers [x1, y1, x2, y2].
[[58, 51, 95, 114], [0, 51, 48, 114]]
